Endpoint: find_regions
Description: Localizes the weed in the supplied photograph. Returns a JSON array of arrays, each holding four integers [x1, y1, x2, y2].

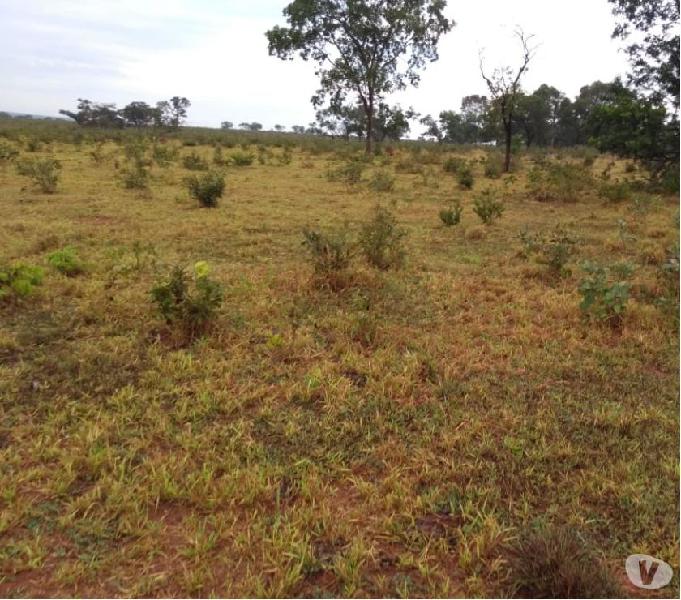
[[185, 171, 225, 208], [47, 247, 84, 276], [150, 261, 224, 340], [439, 200, 463, 227], [473, 191, 504, 225], [0, 263, 44, 300], [359, 205, 406, 270], [16, 158, 61, 193]]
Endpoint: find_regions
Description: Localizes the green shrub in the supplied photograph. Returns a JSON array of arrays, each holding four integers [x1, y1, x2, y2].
[[439, 200, 463, 227], [368, 169, 395, 192], [598, 180, 632, 203], [457, 165, 474, 189], [328, 156, 367, 186], [230, 151, 255, 166], [473, 191, 504, 225], [579, 261, 633, 328], [89, 142, 106, 165], [527, 163, 592, 202], [26, 139, 43, 152], [359, 205, 406, 270], [519, 226, 577, 276], [505, 526, 621, 598], [185, 170, 225, 208], [213, 145, 226, 166], [152, 144, 178, 167], [121, 162, 149, 189], [484, 153, 503, 178], [47, 247, 84, 276], [16, 158, 61, 193], [443, 156, 465, 173], [302, 228, 353, 275], [151, 261, 224, 340], [182, 151, 209, 170], [0, 141, 19, 164], [0, 263, 44, 300]]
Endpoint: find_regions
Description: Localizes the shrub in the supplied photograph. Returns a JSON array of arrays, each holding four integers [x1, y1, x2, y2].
[[47, 247, 84, 276], [473, 191, 504, 225], [527, 163, 592, 202], [505, 526, 621, 598], [89, 142, 106, 165], [368, 169, 395, 192], [484, 153, 503, 178], [457, 165, 474, 189], [394, 158, 423, 174], [182, 151, 209, 170], [302, 227, 353, 276], [0, 141, 19, 164], [657, 244, 680, 317], [439, 200, 463, 227], [0, 263, 44, 300], [230, 151, 254, 166], [121, 162, 149, 189], [328, 156, 366, 186], [212, 145, 226, 166], [359, 205, 406, 270], [598, 180, 632, 203], [443, 156, 465, 173], [578, 261, 633, 329], [150, 261, 224, 340], [519, 226, 577, 276], [16, 158, 61, 193], [152, 144, 178, 167], [26, 139, 43, 152], [185, 170, 225, 208]]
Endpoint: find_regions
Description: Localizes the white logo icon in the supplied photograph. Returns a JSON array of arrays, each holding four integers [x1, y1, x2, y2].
[[625, 554, 673, 590]]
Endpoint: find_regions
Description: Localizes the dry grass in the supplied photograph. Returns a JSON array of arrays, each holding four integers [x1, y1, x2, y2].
[[0, 130, 678, 597]]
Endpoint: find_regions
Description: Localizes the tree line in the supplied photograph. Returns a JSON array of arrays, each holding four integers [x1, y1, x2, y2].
[[59, 97, 191, 128]]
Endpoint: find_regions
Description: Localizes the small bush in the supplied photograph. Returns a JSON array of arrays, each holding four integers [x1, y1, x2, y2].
[[484, 153, 503, 178], [579, 261, 633, 329], [0, 141, 19, 164], [121, 162, 149, 189], [26, 139, 43, 152], [185, 171, 225, 208], [598, 180, 632, 203], [443, 156, 465, 173], [47, 247, 84, 276], [182, 151, 209, 171], [0, 263, 44, 300], [328, 156, 366, 186], [368, 170, 395, 192], [527, 163, 592, 202], [89, 142, 106, 165], [151, 262, 224, 340], [439, 200, 463, 227], [16, 158, 61, 193], [519, 226, 577, 276], [230, 151, 255, 166], [394, 158, 423, 174], [359, 205, 406, 270], [505, 526, 621, 598], [473, 191, 504, 225], [152, 144, 178, 167], [457, 165, 474, 189], [302, 228, 353, 276]]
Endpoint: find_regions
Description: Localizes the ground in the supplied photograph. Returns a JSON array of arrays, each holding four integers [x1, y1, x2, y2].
[[0, 130, 678, 597]]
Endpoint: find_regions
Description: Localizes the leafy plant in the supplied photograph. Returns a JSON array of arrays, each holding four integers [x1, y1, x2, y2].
[[578, 261, 633, 328], [150, 261, 224, 340], [182, 151, 209, 171], [359, 205, 406, 270], [472, 190, 504, 225], [457, 164, 474, 189], [47, 247, 84, 276], [185, 170, 225, 208], [16, 158, 61, 193], [439, 200, 463, 227], [519, 226, 578, 275], [0, 263, 44, 300], [230, 151, 255, 166]]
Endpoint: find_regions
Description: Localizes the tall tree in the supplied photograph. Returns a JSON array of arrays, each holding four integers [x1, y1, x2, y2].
[[608, 0, 680, 109], [480, 29, 536, 172], [266, 0, 452, 154], [59, 99, 123, 128], [119, 101, 158, 127]]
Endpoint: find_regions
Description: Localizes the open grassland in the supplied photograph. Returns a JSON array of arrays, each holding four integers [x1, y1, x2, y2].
[[0, 128, 678, 597]]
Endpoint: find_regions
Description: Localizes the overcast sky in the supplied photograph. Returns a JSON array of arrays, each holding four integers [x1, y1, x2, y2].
[[1, 0, 631, 130]]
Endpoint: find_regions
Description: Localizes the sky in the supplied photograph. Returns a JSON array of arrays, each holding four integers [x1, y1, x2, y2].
[[1, 0, 632, 131]]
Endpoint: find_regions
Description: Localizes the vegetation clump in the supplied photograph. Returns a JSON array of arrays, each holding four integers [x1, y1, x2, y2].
[[519, 226, 578, 276], [527, 162, 592, 202], [47, 247, 84, 276], [359, 205, 406, 270], [230, 150, 255, 166], [578, 261, 633, 328], [302, 227, 353, 285], [182, 151, 209, 170], [368, 169, 395, 192], [0, 263, 44, 300], [473, 190, 504, 224], [439, 200, 463, 226], [16, 157, 61, 193], [185, 170, 225, 207]]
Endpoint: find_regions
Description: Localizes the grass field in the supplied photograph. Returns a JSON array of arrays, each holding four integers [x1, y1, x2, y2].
[[0, 131, 678, 597]]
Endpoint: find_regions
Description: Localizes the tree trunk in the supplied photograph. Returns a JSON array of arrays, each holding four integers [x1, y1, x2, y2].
[[504, 121, 512, 172], [365, 96, 374, 155]]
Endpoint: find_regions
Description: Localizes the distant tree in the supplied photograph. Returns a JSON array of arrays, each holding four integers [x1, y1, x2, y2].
[[266, 0, 452, 154], [460, 94, 492, 143], [154, 101, 171, 126], [59, 99, 123, 127], [608, 0, 679, 109], [221, 121, 234, 130], [480, 29, 536, 171], [274, 124, 285, 131], [420, 114, 443, 142], [119, 101, 158, 127], [375, 103, 417, 141], [437, 110, 464, 143], [167, 96, 191, 128], [291, 125, 306, 134], [316, 103, 366, 140]]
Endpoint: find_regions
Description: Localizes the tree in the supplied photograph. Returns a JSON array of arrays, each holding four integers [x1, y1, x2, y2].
[[480, 29, 536, 171], [460, 94, 491, 143], [221, 121, 234, 130], [59, 99, 123, 127], [167, 96, 191, 128], [292, 125, 306, 134], [608, 0, 679, 109], [266, 0, 452, 154], [119, 101, 158, 127], [274, 124, 285, 131], [375, 103, 416, 141], [420, 114, 443, 142]]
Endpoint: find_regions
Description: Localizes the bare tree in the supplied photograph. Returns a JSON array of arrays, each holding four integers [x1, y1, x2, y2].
[[480, 29, 537, 172]]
